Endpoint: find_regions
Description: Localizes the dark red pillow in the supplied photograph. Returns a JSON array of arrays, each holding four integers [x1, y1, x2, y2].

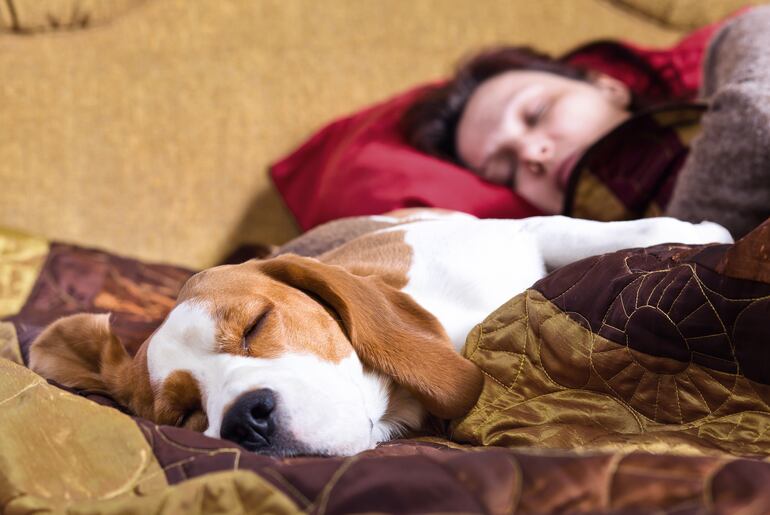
[[270, 87, 541, 231], [270, 14, 737, 232]]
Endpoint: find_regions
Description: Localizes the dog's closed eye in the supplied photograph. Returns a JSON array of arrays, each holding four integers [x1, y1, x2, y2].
[[241, 309, 272, 355]]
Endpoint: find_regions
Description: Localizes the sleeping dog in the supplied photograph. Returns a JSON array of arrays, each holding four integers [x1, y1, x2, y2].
[[29, 212, 732, 456]]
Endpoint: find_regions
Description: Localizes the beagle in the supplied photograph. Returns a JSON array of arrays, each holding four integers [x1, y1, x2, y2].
[[29, 212, 732, 456]]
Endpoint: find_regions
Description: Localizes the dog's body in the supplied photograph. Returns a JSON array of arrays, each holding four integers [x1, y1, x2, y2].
[[30, 212, 733, 456]]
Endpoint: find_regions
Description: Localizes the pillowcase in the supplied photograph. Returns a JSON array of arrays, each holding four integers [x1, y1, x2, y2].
[[269, 87, 541, 231]]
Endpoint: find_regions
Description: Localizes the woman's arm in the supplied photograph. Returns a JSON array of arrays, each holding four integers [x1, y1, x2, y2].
[[666, 6, 770, 239]]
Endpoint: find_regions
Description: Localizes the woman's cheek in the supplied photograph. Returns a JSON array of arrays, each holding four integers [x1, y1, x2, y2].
[[550, 93, 616, 146]]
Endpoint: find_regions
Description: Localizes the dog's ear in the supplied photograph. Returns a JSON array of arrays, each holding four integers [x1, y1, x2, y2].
[[257, 254, 483, 419], [28, 313, 148, 413]]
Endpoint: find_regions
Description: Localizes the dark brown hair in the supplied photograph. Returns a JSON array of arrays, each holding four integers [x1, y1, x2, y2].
[[400, 45, 663, 166]]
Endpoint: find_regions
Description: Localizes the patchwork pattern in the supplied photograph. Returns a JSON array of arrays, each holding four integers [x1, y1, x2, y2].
[[5, 242, 193, 361], [6, 383, 770, 515], [0, 228, 49, 318], [0, 321, 22, 365], [453, 238, 770, 457], [115, 417, 770, 514], [4, 222, 770, 513], [0, 358, 168, 513], [565, 105, 705, 221]]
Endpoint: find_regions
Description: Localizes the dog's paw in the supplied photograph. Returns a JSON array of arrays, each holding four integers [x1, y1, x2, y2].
[[640, 218, 734, 247], [693, 221, 734, 244]]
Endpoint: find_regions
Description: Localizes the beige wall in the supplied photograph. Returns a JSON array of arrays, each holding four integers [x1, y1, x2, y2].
[[0, 0, 752, 268]]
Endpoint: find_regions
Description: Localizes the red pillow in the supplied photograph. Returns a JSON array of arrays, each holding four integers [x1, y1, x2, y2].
[[270, 87, 541, 231]]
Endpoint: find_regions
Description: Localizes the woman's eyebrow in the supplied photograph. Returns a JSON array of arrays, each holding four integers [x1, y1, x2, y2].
[[511, 84, 542, 107]]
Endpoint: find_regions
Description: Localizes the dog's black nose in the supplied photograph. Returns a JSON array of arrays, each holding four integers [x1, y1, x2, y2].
[[220, 389, 276, 451]]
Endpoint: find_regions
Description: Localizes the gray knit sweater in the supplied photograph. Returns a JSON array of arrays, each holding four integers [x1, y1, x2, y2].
[[666, 6, 770, 239]]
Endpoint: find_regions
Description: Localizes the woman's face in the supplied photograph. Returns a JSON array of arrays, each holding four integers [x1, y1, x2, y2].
[[456, 70, 631, 214]]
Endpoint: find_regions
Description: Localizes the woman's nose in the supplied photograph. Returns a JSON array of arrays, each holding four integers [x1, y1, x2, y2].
[[519, 136, 554, 163]]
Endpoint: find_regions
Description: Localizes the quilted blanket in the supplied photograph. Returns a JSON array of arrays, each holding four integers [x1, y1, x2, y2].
[[453, 229, 770, 458], [1, 221, 770, 514]]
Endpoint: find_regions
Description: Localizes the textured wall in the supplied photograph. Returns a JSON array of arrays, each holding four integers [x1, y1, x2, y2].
[[0, 0, 737, 268]]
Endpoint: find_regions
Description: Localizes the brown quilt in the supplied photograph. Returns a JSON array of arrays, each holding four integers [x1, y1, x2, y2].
[[2, 221, 770, 514]]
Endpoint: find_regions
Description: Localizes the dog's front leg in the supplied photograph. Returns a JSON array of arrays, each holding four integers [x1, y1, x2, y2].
[[519, 216, 734, 270]]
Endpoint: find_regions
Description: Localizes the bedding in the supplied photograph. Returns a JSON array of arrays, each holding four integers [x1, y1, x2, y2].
[[452, 222, 770, 457], [2, 219, 770, 513]]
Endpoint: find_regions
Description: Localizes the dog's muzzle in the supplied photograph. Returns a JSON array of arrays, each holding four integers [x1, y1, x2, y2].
[[220, 389, 276, 451]]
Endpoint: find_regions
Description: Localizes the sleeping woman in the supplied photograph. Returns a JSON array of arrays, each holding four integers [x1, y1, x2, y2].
[[401, 6, 770, 239]]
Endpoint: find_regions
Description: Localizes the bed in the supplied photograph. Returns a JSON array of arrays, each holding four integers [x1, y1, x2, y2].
[[2, 219, 769, 514]]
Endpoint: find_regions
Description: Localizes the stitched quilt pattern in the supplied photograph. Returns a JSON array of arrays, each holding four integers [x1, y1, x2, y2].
[[452, 237, 770, 457]]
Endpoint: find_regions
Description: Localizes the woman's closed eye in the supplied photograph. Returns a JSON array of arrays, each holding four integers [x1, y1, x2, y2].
[[525, 101, 549, 127]]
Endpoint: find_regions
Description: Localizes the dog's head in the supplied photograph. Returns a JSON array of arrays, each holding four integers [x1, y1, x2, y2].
[[29, 254, 482, 456]]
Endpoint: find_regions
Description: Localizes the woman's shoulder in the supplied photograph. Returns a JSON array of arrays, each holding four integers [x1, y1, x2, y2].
[[666, 6, 770, 240], [701, 5, 770, 97]]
